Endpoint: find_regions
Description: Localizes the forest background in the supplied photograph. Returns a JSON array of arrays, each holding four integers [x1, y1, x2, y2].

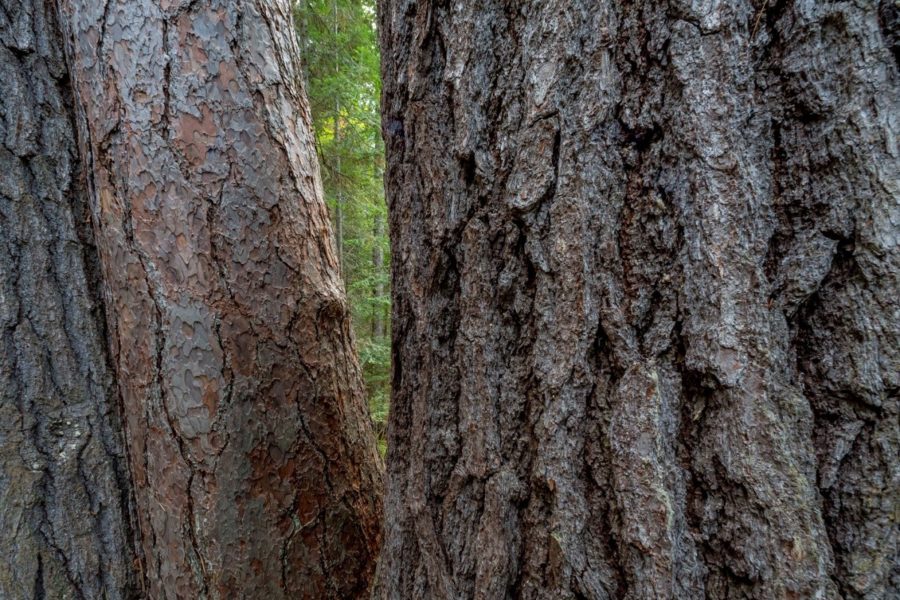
[[293, 0, 389, 452]]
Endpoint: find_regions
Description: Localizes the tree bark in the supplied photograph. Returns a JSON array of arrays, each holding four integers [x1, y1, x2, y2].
[[57, 0, 383, 597], [377, 1, 898, 598], [0, 1, 139, 597]]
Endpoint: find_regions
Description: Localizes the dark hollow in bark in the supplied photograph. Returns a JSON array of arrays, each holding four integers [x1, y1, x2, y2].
[[0, 0, 139, 597], [377, 0, 898, 598], [58, 0, 384, 597]]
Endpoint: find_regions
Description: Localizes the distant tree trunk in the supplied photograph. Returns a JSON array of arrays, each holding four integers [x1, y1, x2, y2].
[[58, 0, 383, 597], [377, 1, 898, 599], [0, 1, 138, 598]]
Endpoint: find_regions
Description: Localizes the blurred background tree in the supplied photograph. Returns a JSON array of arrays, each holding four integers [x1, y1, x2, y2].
[[294, 0, 389, 453]]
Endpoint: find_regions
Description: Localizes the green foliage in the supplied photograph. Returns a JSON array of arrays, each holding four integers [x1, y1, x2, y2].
[[294, 0, 390, 452]]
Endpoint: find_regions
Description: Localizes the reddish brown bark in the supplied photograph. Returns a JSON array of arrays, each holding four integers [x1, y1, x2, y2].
[[58, 0, 383, 597]]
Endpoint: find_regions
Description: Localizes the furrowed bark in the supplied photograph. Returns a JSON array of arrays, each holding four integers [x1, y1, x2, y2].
[[377, 1, 898, 598], [0, 0, 138, 597], [58, 0, 383, 597]]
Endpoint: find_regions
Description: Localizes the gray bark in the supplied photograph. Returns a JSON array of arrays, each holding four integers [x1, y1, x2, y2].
[[0, 0, 139, 597], [377, 0, 898, 599], [56, 0, 383, 597]]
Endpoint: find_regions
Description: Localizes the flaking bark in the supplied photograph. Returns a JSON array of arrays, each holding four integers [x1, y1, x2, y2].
[[0, 0, 139, 597], [57, 0, 383, 597], [376, 0, 898, 598]]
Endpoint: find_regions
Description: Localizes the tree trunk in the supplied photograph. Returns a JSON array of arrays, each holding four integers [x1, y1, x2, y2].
[[57, 0, 383, 597], [0, 1, 138, 597], [377, 1, 898, 598]]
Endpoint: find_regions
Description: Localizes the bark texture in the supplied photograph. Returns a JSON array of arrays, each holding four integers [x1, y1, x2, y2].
[[377, 0, 898, 598], [58, 0, 383, 597], [0, 0, 138, 597]]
